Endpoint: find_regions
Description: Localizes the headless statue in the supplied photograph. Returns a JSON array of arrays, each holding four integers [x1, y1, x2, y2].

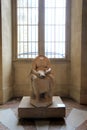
[[30, 55, 54, 107]]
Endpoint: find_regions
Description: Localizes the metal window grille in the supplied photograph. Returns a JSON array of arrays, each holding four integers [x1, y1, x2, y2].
[[17, 0, 66, 58], [17, 0, 38, 58], [45, 0, 66, 58]]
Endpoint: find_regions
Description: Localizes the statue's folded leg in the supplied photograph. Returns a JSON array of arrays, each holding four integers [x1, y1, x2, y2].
[[46, 74, 54, 97], [30, 73, 54, 107], [31, 74, 39, 100]]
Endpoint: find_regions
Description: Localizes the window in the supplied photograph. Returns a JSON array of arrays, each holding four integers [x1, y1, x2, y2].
[[45, 0, 66, 58], [12, 0, 70, 59]]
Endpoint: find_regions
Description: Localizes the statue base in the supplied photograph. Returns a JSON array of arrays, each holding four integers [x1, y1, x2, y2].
[[30, 97, 52, 107], [18, 96, 65, 119]]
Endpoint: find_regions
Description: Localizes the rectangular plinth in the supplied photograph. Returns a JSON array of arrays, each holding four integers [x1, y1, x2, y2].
[[18, 96, 65, 119]]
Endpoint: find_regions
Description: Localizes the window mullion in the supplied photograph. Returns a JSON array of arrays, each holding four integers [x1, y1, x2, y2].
[[65, 0, 71, 60], [12, 0, 17, 60], [39, 0, 45, 55]]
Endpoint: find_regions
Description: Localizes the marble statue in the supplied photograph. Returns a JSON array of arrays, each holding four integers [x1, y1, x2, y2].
[[30, 55, 54, 107]]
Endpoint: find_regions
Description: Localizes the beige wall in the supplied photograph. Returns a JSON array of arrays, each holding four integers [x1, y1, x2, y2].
[[0, 0, 12, 103], [0, 0, 3, 103], [81, 0, 87, 104], [13, 61, 70, 97], [70, 0, 87, 104], [70, 0, 82, 102]]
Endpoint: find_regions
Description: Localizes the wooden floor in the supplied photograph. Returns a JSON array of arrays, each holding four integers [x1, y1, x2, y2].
[[0, 97, 87, 130]]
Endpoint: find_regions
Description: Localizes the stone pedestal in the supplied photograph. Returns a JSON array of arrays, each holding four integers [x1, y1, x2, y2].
[[18, 96, 65, 119]]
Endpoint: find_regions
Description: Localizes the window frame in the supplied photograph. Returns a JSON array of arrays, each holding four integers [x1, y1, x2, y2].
[[12, 0, 71, 62]]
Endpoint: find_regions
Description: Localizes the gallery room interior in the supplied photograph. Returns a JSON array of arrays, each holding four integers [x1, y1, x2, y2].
[[0, 0, 87, 130]]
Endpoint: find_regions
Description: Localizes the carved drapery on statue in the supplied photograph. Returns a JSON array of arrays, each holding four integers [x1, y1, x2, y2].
[[30, 55, 54, 107]]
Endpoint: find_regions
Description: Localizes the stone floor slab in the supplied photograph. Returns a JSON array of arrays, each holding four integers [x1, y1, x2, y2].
[[35, 120, 49, 130], [66, 108, 87, 128], [0, 109, 24, 130]]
